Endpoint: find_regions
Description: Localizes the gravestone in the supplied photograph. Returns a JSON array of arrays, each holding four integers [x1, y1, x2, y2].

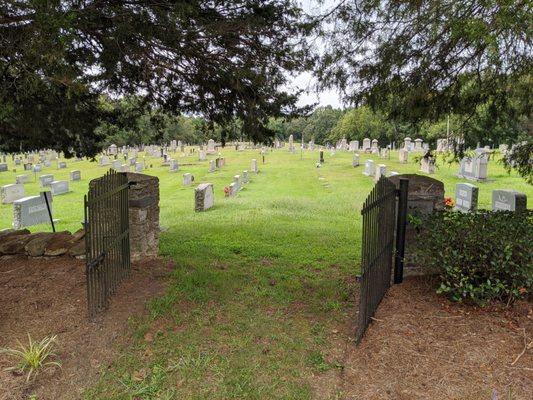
[[24, 163, 33, 171], [458, 151, 488, 181], [309, 141, 315, 150], [39, 174, 54, 187], [352, 153, 360, 167], [319, 150, 324, 163], [111, 159, 121, 171], [208, 159, 216, 173], [379, 148, 389, 159], [349, 140, 359, 151], [233, 175, 241, 191], [99, 155, 110, 166], [374, 164, 387, 182], [229, 182, 238, 197], [13, 192, 53, 229], [135, 162, 143, 172], [492, 190, 527, 212], [183, 173, 194, 186], [129, 157, 137, 166], [108, 144, 118, 155], [251, 159, 258, 173], [16, 175, 29, 184], [58, 161, 67, 169], [195, 183, 214, 211], [404, 137, 412, 151], [399, 148, 408, 163], [1, 184, 25, 204], [363, 160, 375, 176], [413, 138, 423, 151], [70, 170, 81, 181], [199, 150, 206, 161], [33, 164, 42, 172], [389, 171, 399, 176], [0, 163, 8, 172], [420, 157, 435, 174], [207, 139, 216, 154], [50, 180, 69, 196], [371, 139, 379, 150], [15, 159, 21, 166], [169, 159, 178, 172], [43, 160, 51, 168], [455, 183, 478, 212], [242, 170, 249, 183]]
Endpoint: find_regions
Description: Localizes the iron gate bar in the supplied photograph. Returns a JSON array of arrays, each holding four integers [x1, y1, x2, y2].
[[356, 176, 398, 344], [84, 170, 130, 318], [394, 179, 409, 284]]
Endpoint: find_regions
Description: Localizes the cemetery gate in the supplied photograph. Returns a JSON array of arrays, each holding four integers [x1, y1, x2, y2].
[[356, 177, 408, 343], [84, 170, 131, 318]]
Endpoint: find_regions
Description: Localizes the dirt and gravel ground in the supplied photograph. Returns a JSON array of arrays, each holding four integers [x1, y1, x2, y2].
[[339, 277, 532, 400], [0, 255, 173, 400], [1, 256, 531, 400]]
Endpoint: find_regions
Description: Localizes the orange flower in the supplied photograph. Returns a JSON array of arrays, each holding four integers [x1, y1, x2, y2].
[[444, 197, 455, 207], [519, 287, 527, 294]]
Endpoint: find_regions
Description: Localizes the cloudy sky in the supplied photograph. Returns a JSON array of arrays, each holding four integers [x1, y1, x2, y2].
[[290, 0, 344, 109]]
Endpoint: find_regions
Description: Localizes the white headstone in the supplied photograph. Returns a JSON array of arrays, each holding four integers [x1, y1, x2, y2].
[[13, 193, 53, 229], [374, 164, 387, 181], [0, 184, 25, 204], [251, 159, 258, 173], [16, 175, 29, 184], [39, 174, 54, 187], [492, 190, 527, 212], [363, 160, 375, 176], [70, 170, 81, 181], [183, 173, 194, 186], [455, 183, 478, 212], [352, 153, 360, 167], [50, 180, 69, 196]]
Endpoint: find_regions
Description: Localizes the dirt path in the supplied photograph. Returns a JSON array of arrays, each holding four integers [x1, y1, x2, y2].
[[339, 277, 532, 399], [0, 255, 173, 400]]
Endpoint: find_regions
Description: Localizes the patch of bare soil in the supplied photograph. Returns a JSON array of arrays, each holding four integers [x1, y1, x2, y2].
[[0, 255, 173, 400], [340, 277, 532, 400]]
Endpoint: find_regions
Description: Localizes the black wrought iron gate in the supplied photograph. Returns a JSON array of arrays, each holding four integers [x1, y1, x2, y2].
[[356, 177, 408, 343], [84, 170, 131, 318]]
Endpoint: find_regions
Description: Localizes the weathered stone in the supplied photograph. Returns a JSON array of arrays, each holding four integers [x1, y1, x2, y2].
[[0, 234, 32, 255], [68, 240, 86, 257], [0, 228, 30, 240], [43, 232, 73, 256], [195, 183, 214, 212], [25, 233, 55, 257]]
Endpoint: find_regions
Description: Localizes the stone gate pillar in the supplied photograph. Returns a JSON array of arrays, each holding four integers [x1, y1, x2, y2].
[[124, 172, 160, 261]]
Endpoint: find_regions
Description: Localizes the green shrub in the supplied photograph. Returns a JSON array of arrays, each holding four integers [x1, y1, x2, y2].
[[411, 210, 533, 304]]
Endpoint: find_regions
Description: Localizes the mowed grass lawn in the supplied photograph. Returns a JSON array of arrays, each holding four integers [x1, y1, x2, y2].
[[1, 149, 532, 398]]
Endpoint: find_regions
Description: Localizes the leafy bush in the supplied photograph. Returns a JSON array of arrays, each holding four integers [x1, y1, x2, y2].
[[411, 210, 533, 304]]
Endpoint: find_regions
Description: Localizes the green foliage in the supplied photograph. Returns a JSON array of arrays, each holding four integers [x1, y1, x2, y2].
[[412, 210, 533, 305], [1, 0, 312, 154], [1, 334, 61, 382], [503, 139, 533, 185], [328, 106, 389, 143]]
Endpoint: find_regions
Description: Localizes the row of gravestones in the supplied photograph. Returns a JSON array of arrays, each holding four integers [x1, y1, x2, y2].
[[194, 159, 260, 212], [360, 159, 399, 181], [455, 183, 527, 213], [0, 171, 81, 207]]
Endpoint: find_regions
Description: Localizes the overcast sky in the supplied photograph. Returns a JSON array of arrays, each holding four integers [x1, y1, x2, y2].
[[288, 0, 344, 109]]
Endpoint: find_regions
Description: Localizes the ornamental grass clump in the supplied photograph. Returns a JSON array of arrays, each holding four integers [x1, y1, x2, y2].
[[1, 334, 61, 382], [412, 210, 532, 305]]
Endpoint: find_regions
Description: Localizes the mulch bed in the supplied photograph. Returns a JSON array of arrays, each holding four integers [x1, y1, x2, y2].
[[340, 277, 532, 400], [0, 255, 173, 400]]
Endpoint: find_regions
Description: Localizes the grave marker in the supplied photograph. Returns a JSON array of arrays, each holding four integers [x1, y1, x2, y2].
[[50, 180, 69, 196], [183, 173, 194, 186], [455, 183, 478, 212], [0, 184, 25, 204], [363, 160, 375, 176], [13, 192, 53, 229], [195, 183, 214, 211], [70, 170, 81, 181], [39, 174, 54, 187], [492, 190, 527, 212]]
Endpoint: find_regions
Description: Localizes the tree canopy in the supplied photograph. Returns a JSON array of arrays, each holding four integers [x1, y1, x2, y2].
[[316, 0, 532, 125], [1, 0, 310, 156]]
